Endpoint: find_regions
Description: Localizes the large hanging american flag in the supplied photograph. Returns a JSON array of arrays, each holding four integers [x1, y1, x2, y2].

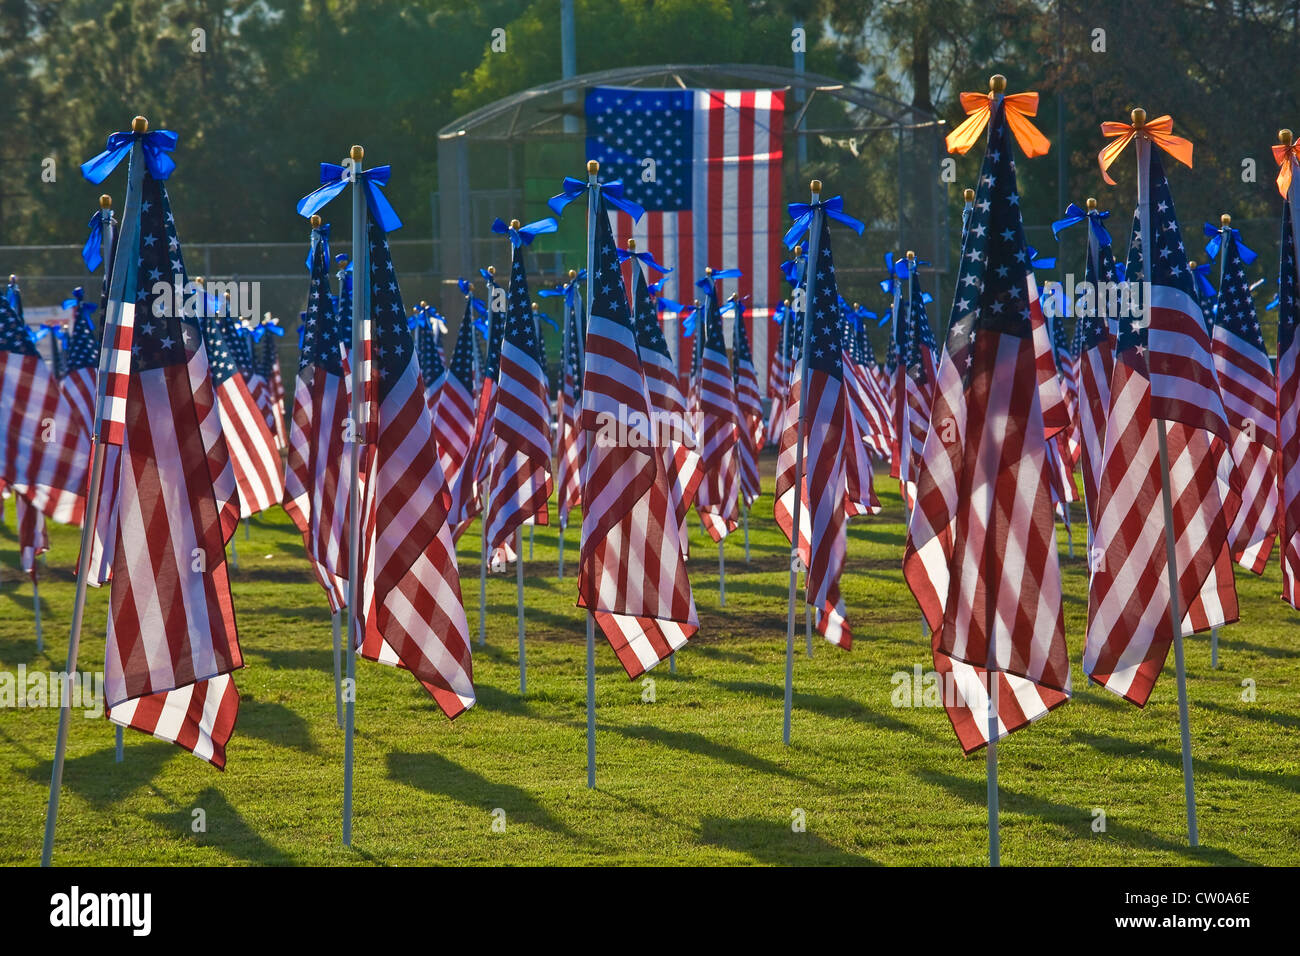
[[284, 221, 350, 613], [904, 93, 1070, 753], [693, 276, 741, 541], [774, 203, 854, 649], [1083, 134, 1239, 706], [587, 86, 785, 382], [486, 223, 555, 555], [354, 220, 475, 718], [579, 192, 697, 677], [102, 172, 241, 768], [1277, 171, 1300, 608], [1208, 224, 1277, 574]]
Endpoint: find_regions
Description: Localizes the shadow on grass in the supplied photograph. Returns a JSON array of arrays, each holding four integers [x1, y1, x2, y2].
[[249, 646, 336, 674], [386, 751, 580, 840], [602, 722, 818, 784], [698, 815, 875, 864], [147, 786, 297, 865], [1069, 729, 1300, 796], [707, 678, 941, 741], [917, 768, 1250, 865], [1199, 699, 1300, 732], [238, 698, 319, 755], [25, 738, 175, 809]]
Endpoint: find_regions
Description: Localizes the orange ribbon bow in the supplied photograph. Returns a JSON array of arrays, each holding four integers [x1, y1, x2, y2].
[[1097, 114, 1194, 185], [1272, 138, 1300, 198], [945, 90, 1051, 158]]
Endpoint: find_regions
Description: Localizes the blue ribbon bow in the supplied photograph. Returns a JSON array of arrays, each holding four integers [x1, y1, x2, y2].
[[297, 163, 403, 233], [696, 268, 743, 296], [617, 247, 672, 274], [1192, 262, 1217, 301], [720, 295, 750, 317], [783, 195, 865, 249], [457, 278, 489, 317], [306, 221, 332, 270], [879, 252, 910, 294], [1203, 222, 1258, 265], [81, 128, 179, 184], [82, 210, 113, 272], [547, 176, 644, 222], [1051, 202, 1112, 246], [1025, 246, 1057, 270], [492, 216, 559, 247]]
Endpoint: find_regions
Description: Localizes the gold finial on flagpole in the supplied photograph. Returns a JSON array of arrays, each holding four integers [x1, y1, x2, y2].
[[350, 145, 364, 162], [1086, 197, 1097, 211], [131, 115, 148, 133], [705, 266, 713, 276], [1221, 213, 1232, 228], [1131, 108, 1147, 128], [990, 74, 1007, 95], [310, 214, 322, 228], [568, 269, 577, 280], [963, 188, 975, 202], [419, 300, 427, 309], [487, 266, 496, 276], [510, 219, 521, 230], [906, 250, 916, 261], [810, 179, 822, 194], [628, 238, 637, 251], [587, 160, 599, 175], [99, 194, 112, 210], [793, 244, 802, 257], [1280, 129, 1294, 147]]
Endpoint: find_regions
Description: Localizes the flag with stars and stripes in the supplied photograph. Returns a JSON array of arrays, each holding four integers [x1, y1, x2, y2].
[[588, 86, 786, 387], [893, 264, 937, 509], [903, 98, 1071, 753], [846, 312, 894, 462], [354, 221, 475, 718], [579, 195, 697, 677], [1083, 147, 1239, 707], [200, 291, 284, 520], [0, 293, 89, 528], [728, 297, 764, 507], [283, 223, 350, 613], [248, 320, 288, 454], [694, 277, 741, 541], [485, 242, 553, 555], [1278, 195, 1300, 607], [1072, 216, 1121, 539], [630, 248, 704, 558], [774, 211, 851, 648], [1210, 228, 1277, 574], [555, 291, 585, 530], [63, 290, 100, 438], [766, 305, 791, 448], [430, 300, 478, 524], [16, 493, 48, 584], [416, 309, 445, 411], [454, 271, 507, 534], [840, 310, 883, 518], [101, 173, 241, 768]]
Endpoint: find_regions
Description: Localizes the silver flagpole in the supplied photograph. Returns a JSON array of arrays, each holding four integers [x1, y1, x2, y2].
[[904, 251, 928, 639], [100, 196, 125, 765], [480, 269, 499, 647], [331, 607, 343, 728], [32, 573, 42, 651], [718, 539, 726, 606], [43, 117, 148, 866], [1083, 197, 1101, 559], [342, 143, 368, 847], [784, 180, 824, 746], [1134, 115, 1198, 847], [987, 671, 1000, 866], [582, 160, 600, 789], [1208, 212, 1233, 670]]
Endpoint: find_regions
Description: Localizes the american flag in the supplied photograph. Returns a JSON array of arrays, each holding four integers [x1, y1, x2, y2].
[[454, 270, 506, 534], [0, 296, 88, 525], [1209, 226, 1277, 574], [354, 221, 475, 718], [200, 290, 284, 519], [845, 308, 893, 461], [727, 296, 764, 507], [903, 97, 1070, 753], [1069, 211, 1120, 539], [16, 493, 47, 583], [249, 319, 288, 453], [429, 298, 478, 524], [587, 86, 785, 384], [630, 252, 703, 556], [415, 307, 445, 411], [102, 173, 241, 768], [555, 290, 585, 530], [63, 289, 100, 437], [841, 309, 884, 518], [579, 193, 697, 677], [1278, 194, 1300, 608], [1083, 146, 1239, 706], [894, 263, 937, 508], [485, 233, 552, 554], [774, 208, 852, 648], [693, 277, 741, 541], [283, 223, 349, 613], [766, 303, 791, 447]]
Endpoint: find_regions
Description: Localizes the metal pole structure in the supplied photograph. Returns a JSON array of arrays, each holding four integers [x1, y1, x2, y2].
[[342, 143, 368, 847], [560, 0, 577, 135], [331, 608, 344, 728], [793, 19, 807, 169], [904, 251, 928, 639], [479, 507, 488, 646], [43, 117, 148, 866], [517, 526, 527, 694], [718, 539, 726, 607], [99, 195, 125, 765], [583, 160, 600, 789], [987, 671, 1000, 866], [784, 180, 824, 746], [32, 578, 42, 651], [1135, 122, 1198, 847], [1209, 212, 1232, 671]]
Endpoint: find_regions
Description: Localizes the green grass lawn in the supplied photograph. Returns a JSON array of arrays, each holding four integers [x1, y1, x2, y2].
[[1, 454, 1298, 866]]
